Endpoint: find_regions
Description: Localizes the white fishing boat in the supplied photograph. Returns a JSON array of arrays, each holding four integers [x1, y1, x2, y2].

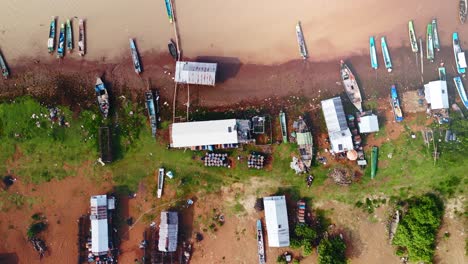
[[157, 168, 165, 198], [340, 60, 363, 112], [256, 220, 266, 264], [78, 19, 85, 56]]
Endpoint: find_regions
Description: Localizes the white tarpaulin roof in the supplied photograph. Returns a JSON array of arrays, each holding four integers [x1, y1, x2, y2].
[[158, 211, 178, 252], [329, 128, 354, 153], [424, 80, 449, 109], [263, 196, 290, 247], [170, 119, 238, 148], [358, 114, 379, 133], [321, 97, 348, 132], [175, 61, 217, 86], [458, 52, 467, 68], [90, 195, 109, 256]]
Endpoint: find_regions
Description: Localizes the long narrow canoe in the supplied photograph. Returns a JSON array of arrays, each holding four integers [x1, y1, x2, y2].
[[340, 60, 363, 112], [157, 168, 165, 198], [432, 19, 440, 51], [460, 0, 467, 24], [57, 23, 65, 58], [453, 76, 468, 110], [408, 20, 418, 53], [145, 91, 158, 137], [0, 51, 9, 79], [279, 110, 288, 143], [66, 19, 73, 53], [256, 220, 266, 264], [438, 67, 446, 81], [296, 21, 308, 59], [78, 19, 85, 56], [381, 37, 392, 72], [426, 23, 434, 62], [164, 0, 174, 23], [371, 146, 378, 179], [95, 78, 110, 118], [391, 85, 403, 122], [48, 17, 56, 53], [129, 39, 142, 74], [369, 37, 378, 69], [453, 32, 466, 74]]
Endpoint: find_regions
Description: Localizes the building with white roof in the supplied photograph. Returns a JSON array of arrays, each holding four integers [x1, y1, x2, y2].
[[358, 112, 379, 133], [424, 80, 449, 110], [90, 195, 109, 256], [175, 61, 217, 86], [158, 211, 178, 252], [263, 196, 290, 247], [321, 97, 354, 153]]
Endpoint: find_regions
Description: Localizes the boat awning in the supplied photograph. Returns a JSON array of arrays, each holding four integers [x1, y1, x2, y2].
[[458, 52, 467, 68], [263, 196, 290, 247], [358, 114, 379, 133], [297, 132, 312, 145]]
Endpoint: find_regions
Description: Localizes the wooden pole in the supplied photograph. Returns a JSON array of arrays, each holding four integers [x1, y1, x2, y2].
[[186, 84, 190, 121], [420, 37, 424, 83]]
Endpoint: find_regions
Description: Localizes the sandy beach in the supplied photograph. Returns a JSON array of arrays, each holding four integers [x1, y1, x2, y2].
[[0, 0, 465, 64]]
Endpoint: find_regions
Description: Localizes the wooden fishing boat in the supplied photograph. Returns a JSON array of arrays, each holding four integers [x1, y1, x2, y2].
[[438, 67, 446, 81], [57, 23, 65, 58], [66, 19, 73, 53], [129, 39, 142, 74], [371, 146, 378, 179], [294, 117, 313, 169], [381, 37, 392, 72], [432, 19, 440, 51], [0, 51, 9, 79], [340, 60, 363, 112], [168, 39, 177, 60], [460, 0, 467, 24], [390, 85, 404, 122], [408, 21, 418, 53], [369, 36, 378, 69], [48, 17, 56, 53], [453, 32, 466, 74], [426, 23, 434, 62], [95, 77, 110, 118], [256, 220, 266, 264], [78, 19, 85, 56], [295, 21, 308, 59], [157, 168, 165, 198], [453, 76, 468, 110], [279, 110, 288, 143], [145, 91, 158, 137], [164, 0, 174, 23]]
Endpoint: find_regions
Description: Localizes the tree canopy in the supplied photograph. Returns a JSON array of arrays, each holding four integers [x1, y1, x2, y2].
[[317, 236, 346, 264]]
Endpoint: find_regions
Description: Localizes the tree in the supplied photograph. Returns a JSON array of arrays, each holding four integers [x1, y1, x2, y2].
[[392, 193, 444, 263], [290, 224, 318, 255], [317, 236, 346, 264]]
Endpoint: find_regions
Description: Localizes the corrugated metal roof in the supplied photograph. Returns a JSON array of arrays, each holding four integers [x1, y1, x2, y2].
[[358, 114, 379, 133], [424, 80, 449, 109], [158, 211, 178, 252], [321, 97, 348, 132], [297, 132, 312, 145], [90, 195, 109, 256], [170, 119, 239, 148], [263, 196, 290, 247], [175, 61, 217, 86], [329, 128, 354, 153]]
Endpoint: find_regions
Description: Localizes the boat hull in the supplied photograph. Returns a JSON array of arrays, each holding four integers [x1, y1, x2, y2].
[[66, 20, 73, 53], [164, 0, 174, 23], [426, 23, 434, 61], [296, 22, 308, 59], [438, 67, 446, 81], [381, 37, 392, 72], [78, 19, 85, 56], [432, 19, 440, 51], [0, 52, 9, 79], [453, 76, 468, 110], [279, 111, 288, 143], [256, 220, 266, 264], [48, 17, 56, 53], [341, 61, 363, 112], [369, 37, 378, 69], [408, 21, 418, 53], [157, 168, 165, 198], [168, 40, 177, 60], [129, 39, 142, 74], [95, 78, 110, 118], [145, 91, 158, 137], [460, 0, 467, 24], [391, 85, 404, 122], [453, 32, 466, 74], [57, 24, 65, 58]]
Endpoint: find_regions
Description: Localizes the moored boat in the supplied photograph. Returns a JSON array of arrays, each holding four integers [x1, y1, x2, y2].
[[279, 110, 288, 143], [164, 0, 174, 23], [390, 85, 404, 122], [157, 168, 165, 198], [145, 91, 158, 137], [426, 23, 434, 62], [294, 117, 313, 169], [432, 19, 440, 51], [438, 66, 446, 81], [168, 39, 178, 60], [57, 23, 65, 58], [369, 36, 378, 69], [453, 32, 466, 74], [48, 17, 56, 53], [295, 21, 308, 59], [460, 0, 467, 24], [95, 77, 110, 118], [0, 50, 9, 79], [381, 36, 392, 72], [408, 20, 418, 53], [66, 19, 73, 53], [78, 19, 85, 56], [453, 76, 468, 110], [256, 220, 266, 264], [371, 146, 378, 179], [340, 60, 363, 112], [129, 39, 142, 74]]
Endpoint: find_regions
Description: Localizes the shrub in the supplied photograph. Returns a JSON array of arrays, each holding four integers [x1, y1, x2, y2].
[[318, 236, 346, 264]]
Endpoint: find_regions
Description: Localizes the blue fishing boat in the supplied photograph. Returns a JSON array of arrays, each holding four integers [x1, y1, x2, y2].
[[432, 19, 440, 51], [129, 39, 142, 74], [453, 32, 466, 74], [369, 37, 378, 69], [145, 91, 158, 137], [48, 17, 56, 53], [57, 23, 65, 58], [296, 21, 308, 59], [256, 220, 266, 264], [66, 19, 73, 53], [381, 37, 392, 72], [391, 85, 404, 122], [453, 76, 468, 110], [95, 77, 110, 118], [164, 0, 174, 23]]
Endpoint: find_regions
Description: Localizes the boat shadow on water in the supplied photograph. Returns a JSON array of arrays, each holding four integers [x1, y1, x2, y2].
[[194, 56, 241, 83]]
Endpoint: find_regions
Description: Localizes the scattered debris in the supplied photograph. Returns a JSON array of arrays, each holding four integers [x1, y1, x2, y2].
[[328, 168, 354, 185]]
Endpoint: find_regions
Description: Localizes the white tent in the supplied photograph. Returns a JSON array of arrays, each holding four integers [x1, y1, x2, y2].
[[175, 61, 217, 86], [263, 196, 290, 247], [170, 119, 239, 148], [90, 195, 109, 256], [424, 80, 449, 109]]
